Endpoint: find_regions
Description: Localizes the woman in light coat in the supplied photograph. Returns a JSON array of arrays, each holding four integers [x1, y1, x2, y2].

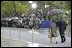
[[49, 19, 58, 44]]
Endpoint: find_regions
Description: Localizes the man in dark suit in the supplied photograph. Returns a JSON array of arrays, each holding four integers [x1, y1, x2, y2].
[[58, 17, 67, 43]]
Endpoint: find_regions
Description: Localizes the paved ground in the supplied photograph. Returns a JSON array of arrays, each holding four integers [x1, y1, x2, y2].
[[1, 26, 71, 47]]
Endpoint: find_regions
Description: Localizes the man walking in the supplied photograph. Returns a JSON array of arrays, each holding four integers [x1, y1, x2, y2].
[[58, 17, 67, 43]]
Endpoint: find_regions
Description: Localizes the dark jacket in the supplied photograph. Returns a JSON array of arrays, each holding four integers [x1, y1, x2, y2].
[[58, 20, 66, 36]]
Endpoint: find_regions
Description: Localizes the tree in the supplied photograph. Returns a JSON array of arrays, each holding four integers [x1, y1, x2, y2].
[[1, 1, 30, 18], [1, 1, 71, 18]]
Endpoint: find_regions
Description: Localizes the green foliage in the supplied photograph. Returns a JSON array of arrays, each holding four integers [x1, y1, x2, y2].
[[1, 1, 29, 18], [1, 1, 71, 18], [1, 1, 14, 18], [14, 1, 29, 14]]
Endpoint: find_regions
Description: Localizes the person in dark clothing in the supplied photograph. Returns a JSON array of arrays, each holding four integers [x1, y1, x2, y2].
[[58, 17, 67, 43], [55, 18, 59, 28], [43, 12, 46, 20]]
